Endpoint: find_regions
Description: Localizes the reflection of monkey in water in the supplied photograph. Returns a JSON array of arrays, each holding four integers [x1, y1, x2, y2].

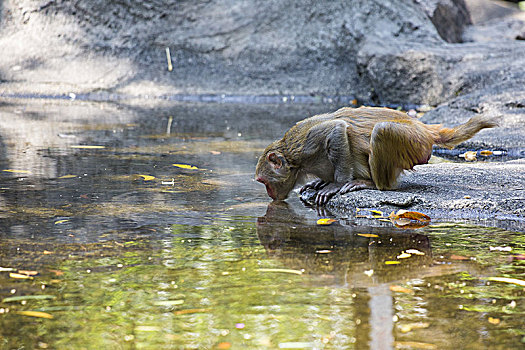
[[256, 202, 433, 285], [256, 107, 498, 204]]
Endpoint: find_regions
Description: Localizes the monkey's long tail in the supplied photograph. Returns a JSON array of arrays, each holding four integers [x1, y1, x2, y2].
[[434, 114, 500, 149]]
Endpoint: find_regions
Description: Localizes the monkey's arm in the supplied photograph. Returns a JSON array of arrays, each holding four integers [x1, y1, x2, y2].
[[369, 121, 434, 190], [302, 120, 356, 205]]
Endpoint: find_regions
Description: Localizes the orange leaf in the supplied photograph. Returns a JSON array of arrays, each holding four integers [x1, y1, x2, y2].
[[18, 270, 38, 276], [174, 308, 209, 316], [450, 254, 470, 261], [390, 285, 414, 294], [217, 342, 231, 349], [16, 311, 53, 319]]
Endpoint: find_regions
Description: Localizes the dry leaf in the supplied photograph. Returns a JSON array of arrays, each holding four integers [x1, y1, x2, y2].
[[9, 273, 33, 279], [317, 218, 337, 225], [58, 175, 77, 179], [16, 311, 53, 319], [399, 322, 430, 333], [480, 150, 493, 156], [18, 270, 38, 276], [385, 261, 401, 265], [137, 175, 155, 181], [2, 169, 31, 174], [390, 285, 414, 294], [217, 342, 231, 350], [488, 317, 500, 325], [173, 163, 199, 170], [357, 233, 379, 238], [450, 254, 470, 261], [174, 308, 209, 316], [405, 249, 425, 255]]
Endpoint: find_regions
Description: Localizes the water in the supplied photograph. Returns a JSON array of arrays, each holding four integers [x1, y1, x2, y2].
[[0, 99, 523, 349]]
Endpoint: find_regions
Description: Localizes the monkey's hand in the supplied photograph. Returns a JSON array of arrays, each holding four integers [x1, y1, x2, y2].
[[314, 183, 342, 206], [299, 179, 328, 194], [340, 179, 375, 194]]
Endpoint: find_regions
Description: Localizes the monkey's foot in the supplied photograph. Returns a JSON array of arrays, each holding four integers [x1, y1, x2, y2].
[[314, 183, 342, 206], [340, 180, 375, 194], [299, 179, 328, 194]]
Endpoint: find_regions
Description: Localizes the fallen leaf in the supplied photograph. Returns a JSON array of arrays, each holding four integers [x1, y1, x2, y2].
[[405, 249, 425, 256], [390, 210, 431, 228], [399, 322, 430, 333], [385, 261, 401, 265], [173, 163, 199, 170], [210, 151, 221, 155], [70, 145, 105, 149], [9, 273, 33, 279], [486, 277, 525, 287], [317, 218, 337, 225], [390, 285, 414, 294], [2, 169, 31, 174], [137, 174, 155, 181], [450, 254, 470, 261], [480, 150, 493, 156], [315, 250, 332, 254], [18, 270, 38, 276], [54, 220, 69, 225], [364, 269, 374, 277], [49, 269, 64, 276], [217, 342, 231, 349], [397, 252, 412, 259], [16, 311, 53, 319], [43, 251, 53, 255], [488, 317, 500, 325], [174, 308, 209, 316], [357, 233, 379, 238], [57, 175, 77, 179], [258, 268, 303, 275]]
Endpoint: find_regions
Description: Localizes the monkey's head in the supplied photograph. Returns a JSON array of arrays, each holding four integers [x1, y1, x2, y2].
[[255, 146, 298, 201]]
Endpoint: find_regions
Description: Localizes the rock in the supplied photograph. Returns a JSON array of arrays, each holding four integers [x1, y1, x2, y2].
[[1, 0, 523, 107]]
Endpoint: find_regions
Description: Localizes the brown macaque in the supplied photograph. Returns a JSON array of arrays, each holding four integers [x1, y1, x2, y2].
[[255, 106, 499, 205]]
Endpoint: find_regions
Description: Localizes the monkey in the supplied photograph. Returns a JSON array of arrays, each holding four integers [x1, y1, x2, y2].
[[255, 106, 499, 205]]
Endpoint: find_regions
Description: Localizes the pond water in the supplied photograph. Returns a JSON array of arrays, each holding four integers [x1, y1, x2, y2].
[[0, 99, 523, 349]]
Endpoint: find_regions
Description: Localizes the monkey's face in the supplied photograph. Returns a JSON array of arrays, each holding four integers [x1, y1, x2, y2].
[[255, 150, 298, 201]]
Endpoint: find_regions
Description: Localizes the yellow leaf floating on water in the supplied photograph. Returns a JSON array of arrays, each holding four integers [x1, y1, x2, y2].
[[16, 311, 53, 319], [9, 272, 33, 279], [357, 233, 379, 238], [173, 163, 199, 170], [317, 218, 337, 225], [137, 175, 155, 181], [3, 169, 31, 174], [405, 249, 425, 255], [54, 220, 69, 225], [486, 277, 525, 287], [488, 317, 500, 325], [70, 145, 105, 149], [390, 285, 414, 294], [385, 261, 401, 265], [58, 174, 77, 179]]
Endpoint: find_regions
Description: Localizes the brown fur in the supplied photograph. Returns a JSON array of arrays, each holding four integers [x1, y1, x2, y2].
[[255, 106, 498, 204]]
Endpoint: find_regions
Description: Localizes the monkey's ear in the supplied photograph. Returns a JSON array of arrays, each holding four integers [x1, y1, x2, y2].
[[267, 152, 283, 169]]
